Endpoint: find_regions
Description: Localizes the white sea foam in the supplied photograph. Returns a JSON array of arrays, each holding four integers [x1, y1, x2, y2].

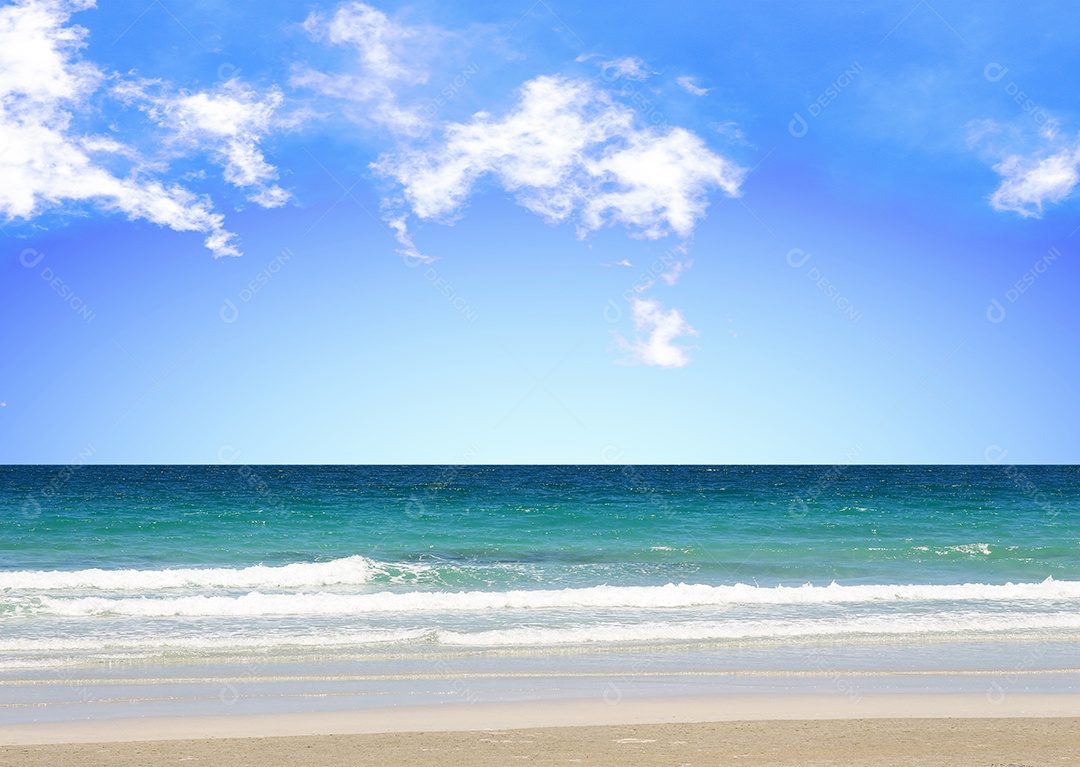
[[943, 543, 993, 556], [7, 578, 1080, 618], [0, 556, 423, 591], [2, 611, 1079, 660], [0, 628, 429, 655], [436, 612, 1080, 646]]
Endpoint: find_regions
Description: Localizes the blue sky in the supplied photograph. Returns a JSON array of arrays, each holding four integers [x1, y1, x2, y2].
[[1, 0, 1078, 463]]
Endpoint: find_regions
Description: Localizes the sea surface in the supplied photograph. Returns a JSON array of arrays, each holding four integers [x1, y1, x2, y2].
[[2, 465, 1079, 720]]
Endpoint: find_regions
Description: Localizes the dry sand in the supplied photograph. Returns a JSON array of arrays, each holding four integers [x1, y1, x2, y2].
[[2, 695, 1078, 766], [2, 719, 1078, 767]]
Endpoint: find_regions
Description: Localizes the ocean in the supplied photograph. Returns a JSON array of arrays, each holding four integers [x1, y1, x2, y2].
[[2, 464, 1079, 721]]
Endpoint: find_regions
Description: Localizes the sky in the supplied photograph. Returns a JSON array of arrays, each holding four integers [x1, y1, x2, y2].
[[1, 0, 1078, 464]]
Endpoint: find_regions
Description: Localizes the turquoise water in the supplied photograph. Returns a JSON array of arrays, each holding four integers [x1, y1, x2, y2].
[[4, 465, 1079, 577], [1, 465, 1079, 669]]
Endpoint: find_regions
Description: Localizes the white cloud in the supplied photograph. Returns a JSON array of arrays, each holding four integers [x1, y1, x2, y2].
[[971, 116, 1080, 218], [385, 213, 434, 265], [374, 74, 742, 367], [965, 118, 998, 150], [300, 6, 743, 368], [615, 297, 698, 368], [623, 245, 693, 296], [293, 1, 433, 135], [581, 127, 741, 238], [116, 80, 290, 208], [305, 1, 424, 83], [0, 0, 242, 257], [598, 56, 650, 81], [676, 75, 708, 96], [989, 142, 1080, 218], [659, 256, 691, 286], [375, 75, 745, 253], [1040, 117, 1060, 142], [707, 120, 749, 146]]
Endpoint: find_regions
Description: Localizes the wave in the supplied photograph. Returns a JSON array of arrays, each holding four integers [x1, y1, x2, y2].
[[438, 613, 1080, 646], [6, 579, 1080, 618], [0, 628, 431, 655], [0, 555, 424, 591], [3, 613, 1080, 658]]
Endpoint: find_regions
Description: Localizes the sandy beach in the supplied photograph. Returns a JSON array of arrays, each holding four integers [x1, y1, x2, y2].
[[2, 695, 1079, 766], [4, 720, 1079, 767]]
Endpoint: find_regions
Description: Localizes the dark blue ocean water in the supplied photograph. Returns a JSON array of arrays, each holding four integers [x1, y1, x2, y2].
[[4, 465, 1079, 579], [1, 465, 1079, 668]]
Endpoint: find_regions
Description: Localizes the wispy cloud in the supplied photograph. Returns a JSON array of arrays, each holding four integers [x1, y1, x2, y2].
[[116, 80, 291, 209], [292, 1, 439, 135], [970, 116, 1080, 219], [0, 0, 266, 257], [615, 297, 698, 369], [965, 118, 999, 149], [658, 256, 692, 286], [598, 56, 651, 81], [989, 142, 1080, 218], [576, 54, 653, 82], [375, 75, 744, 251], [707, 120, 752, 148], [292, 5, 746, 368], [676, 75, 708, 96]]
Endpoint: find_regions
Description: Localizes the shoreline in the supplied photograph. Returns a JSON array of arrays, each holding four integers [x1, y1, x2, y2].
[[2, 693, 1080, 745]]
